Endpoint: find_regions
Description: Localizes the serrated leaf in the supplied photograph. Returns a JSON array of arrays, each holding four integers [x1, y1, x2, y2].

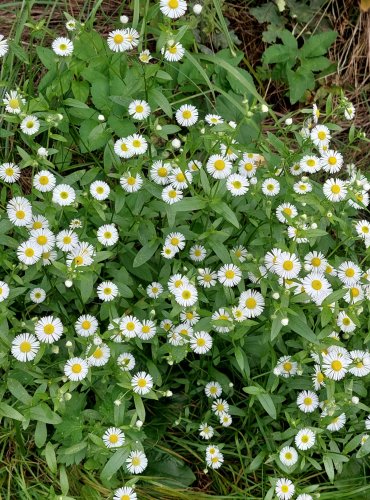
[[300, 31, 337, 58]]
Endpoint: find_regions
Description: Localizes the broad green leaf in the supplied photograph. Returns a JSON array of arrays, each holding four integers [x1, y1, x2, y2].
[[256, 393, 277, 419], [289, 315, 318, 344], [149, 88, 172, 118], [133, 241, 159, 268], [7, 378, 32, 404], [60, 465, 69, 496], [0, 402, 24, 421], [100, 449, 130, 481], [300, 31, 337, 58], [35, 421, 47, 448], [45, 442, 57, 474], [287, 67, 315, 104], [78, 272, 94, 303], [263, 44, 295, 65], [133, 393, 146, 421], [212, 202, 240, 228], [29, 403, 62, 424], [36, 46, 56, 69], [323, 454, 335, 482]]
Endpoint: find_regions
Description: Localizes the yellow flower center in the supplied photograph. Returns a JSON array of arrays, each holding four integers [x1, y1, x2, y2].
[[63, 236, 72, 244], [20, 341, 31, 353], [318, 131, 326, 140], [342, 317, 350, 326], [171, 237, 179, 246], [9, 98, 19, 109], [168, 190, 177, 198], [96, 186, 104, 194], [93, 348, 103, 358], [74, 256, 83, 265], [5, 168, 14, 176], [132, 139, 141, 148], [132, 456, 141, 466], [60, 43, 67, 50], [182, 290, 191, 300], [214, 159, 225, 171], [26, 121, 34, 129], [306, 159, 316, 167], [283, 207, 292, 215], [33, 221, 43, 229], [25, 248, 35, 257], [104, 231, 112, 239], [345, 268, 355, 277], [126, 322, 135, 331], [121, 143, 128, 151], [37, 235, 47, 246], [176, 172, 185, 182], [16, 210, 25, 220], [312, 279, 322, 291], [142, 325, 150, 333], [232, 181, 242, 189], [351, 287, 360, 297], [109, 434, 119, 443], [283, 260, 293, 271], [317, 372, 324, 383], [168, 0, 179, 7], [137, 378, 147, 388], [225, 270, 235, 279], [81, 320, 91, 330], [304, 397, 312, 406], [331, 360, 343, 371], [168, 46, 178, 54], [331, 184, 341, 194], [281, 485, 289, 493], [311, 257, 321, 267], [182, 110, 192, 119], [285, 452, 292, 460], [328, 156, 337, 165], [267, 183, 274, 191], [60, 191, 69, 199], [135, 105, 144, 113], [245, 298, 257, 309], [104, 288, 112, 295], [44, 324, 55, 335], [72, 363, 82, 373], [158, 167, 167, 177], [127, 176, 136, 185], [283, 362, 292, 372], [197, 338, 206, 347], [113, 34, 124, 44], [301, 435, 309, 443]]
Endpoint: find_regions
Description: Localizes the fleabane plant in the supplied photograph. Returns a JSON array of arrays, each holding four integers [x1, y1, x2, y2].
[[0, 1, 369, 498]]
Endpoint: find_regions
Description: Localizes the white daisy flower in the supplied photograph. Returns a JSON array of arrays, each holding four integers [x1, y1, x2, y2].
[[75, 315, 98, 337], [211, 398, 229, 416], [349, 350, 370, 377], [131, 371, 153, 395], [296, 390, 319, 413], [7, 196, 32, 226], [344, 284, 364, 303], [20, 114, 40, 135], [206, 451, 224, 469], [102, 427, 125, 448], [120, 172, 143, 193], [199, 423, 214, 439], [139, 49, 152, 63], [290, 162, 302, 176], [218, 264, 242, 287], [30, 287, 46, 304], [312, 364, 325, 390], [65, 19, 77, 31], [310, 124, 330, 147], [27, 215, 50, 232], [56, 229, 79, 252], [97, 281, 119, 301], [11, 333, 40, 362], [304, 251, 328, 273], [232, 306, 248, 322], [162, 42, 185, 62], [336, 311, 356, 333], [117, 352, 136, 371], [0, 281, 9, 302], [113, 486, 137, 500], [30, 228, 55, 252], [120, 315, 140, 339], [337, 261, 361, 286], [189, 244, 206, 262], [262, 178, 280, 196], [17, 241, 42, 265], [52, 184, 76, 206], [128, 100, 151, 120], [226, 173, 249, 196], [326, 413, 346, 432], [33, 170, 56, 192], [275, 478, 295, 500], [146, 282, 163, 298], [276, 203, 297, 223], [231, 245, 247, 263], [205, 114, 223, 126], [197, 268, 217, 288], [87, 343, 110, 367], [161, 244, 178, 259], [279, 446, 298, 467], [301, 272, 332, 304], [275, 356, 297, 378], [90, 180, 110, 200], [162, 185, 183, 204], [212, 308, 232, 333], [239, 290, 265, 318], [320, 150, 343, 173], [0, 35, 9, 57], [150, 160, 172, 185], [137, 320, 157, 340], [238, 154, 257, 177], [220, 412, 232, 427], [52, 37, 73, 56], [299, 155, 321, 174], [190, 331, 213, 354], [165, 232, 186, 250], [127, 134, 148, 156], [35, 315, 63, 344], [293, 180, 312, 194], [64, 357, 89, 381], [97, 224, 119, 246], [107, 30, 130, 52], [126, 450, 148, 474], [275, 251, 301, 279], [168, 274, 189, 293], [220, 141, 239, 161], [180, 310, 199, 325], [114, 138, 134, 158], [66, 242, 95, 267], [176, 104, 198, 127], [174, 283, 198, 307], [323, 178, 347, 202], [322, 350, 351, 380], [344, 104, 355, 120], [205, 381, 222, 398], [159, 0, 187, 18], [206, 155, 232, 179], [0, 162, 20, 183], [295, 428, 315, 450]]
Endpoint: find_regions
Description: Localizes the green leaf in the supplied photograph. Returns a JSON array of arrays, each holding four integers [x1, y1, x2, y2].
[[323, 454, 335, 482], [289, 315, 318, 344], [300, 31, 337, 58], [280, 30, 298, 50], [149, 88, 172, 118], [45, 442, 57, 474], [321, 288, 347, 306], [36, 46, 56, 69], [356, 436, 370, 458], [263, 44, 295, 65], [7, 378, 32, 405], [78, 272, 94, 303], [34, 421, 47, 448], [133, 393, 146, 421], [29, 403, 62, 424], [256, 393, 277, 419], [286, 67, 315, 104], [60, 465, 69, 496], [243, 386, 265, 395], [9, 40, 29, 64], [0, 402, 24, 421], [212, 202, 240, 228], [133, 240, 159, 268], [271, 316, 283, 341], [100, 449, 130, 481]]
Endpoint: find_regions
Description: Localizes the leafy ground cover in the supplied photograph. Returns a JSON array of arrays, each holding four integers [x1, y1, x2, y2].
[[0, 1, 370, 499]]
